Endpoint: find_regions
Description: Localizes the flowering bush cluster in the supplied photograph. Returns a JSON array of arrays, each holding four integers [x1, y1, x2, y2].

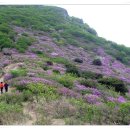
[[9, 77, 55, 91], [75, 84, 101, 96], [58, 87, 81, 99], [3, 60, 10, 67], [95, 48, 130, 84], [107, 96, 126, 103], [4, 73, 13, 81], [52, 64, 66, 74], [83, 94, 101, 104]]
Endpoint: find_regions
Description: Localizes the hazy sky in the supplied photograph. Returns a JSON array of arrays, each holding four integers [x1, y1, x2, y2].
[[0, 0, 130, 47]]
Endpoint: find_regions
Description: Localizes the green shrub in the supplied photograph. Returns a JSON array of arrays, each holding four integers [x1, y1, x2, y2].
[[31, 48, 46, 56], [51, 57, 70, 65], [0, 23, 11, 34], [93, 58, 102, 66], [65, 63, 80, 77], [69, 98, 100, 123], [57, 74, 75, 89], [0, 32, 13, 50], [46, 61, 53, 66], [53, 69, 60, 74], [22, 33, 29, 36], [0, 93, 24, 105], [80, 71, 103, 79], [27, 83, 59, 101], [51, 32, 61, 39], [15, 36, 35, 53], [80, 79, 97, 88], [98, 77, 128, 94], [0, 102, 24, 125], [74, 58, 83, 63], [87, 27, 97, 35], [42, 64, 50, 71], [35, 50, 43, 55], [118, 102, 130, 125], [22, 90, 34, 102], [99, 102, 130, 125], [10, 69, 27, 78]]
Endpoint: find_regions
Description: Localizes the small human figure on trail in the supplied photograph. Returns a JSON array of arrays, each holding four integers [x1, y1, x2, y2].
[[4, 82, 9, 92], [0, 82, 4, 94]]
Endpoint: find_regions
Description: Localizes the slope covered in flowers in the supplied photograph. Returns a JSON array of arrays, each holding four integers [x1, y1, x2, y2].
[[0, 5, 130, 125]]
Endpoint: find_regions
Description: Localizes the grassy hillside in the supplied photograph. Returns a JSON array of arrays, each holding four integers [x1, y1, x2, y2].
[[0, 5, 130, 65], [0, 5, 130, 125]]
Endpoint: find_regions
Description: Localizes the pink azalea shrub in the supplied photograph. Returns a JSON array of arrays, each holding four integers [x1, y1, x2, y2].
[[4, 73, 13, 81], [107, 96, 126, 103], [58, 87, 81, 99], [83, 94, 101, 104]]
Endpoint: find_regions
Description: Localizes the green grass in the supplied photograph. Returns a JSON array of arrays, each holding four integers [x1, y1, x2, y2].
[[0, 102, 25, 125], [10, 68, 27, 78], [51, 73, 77, 89], [26, 83, 60, 101], [50, 57, 70, 65], [15, 36, 35, 53]]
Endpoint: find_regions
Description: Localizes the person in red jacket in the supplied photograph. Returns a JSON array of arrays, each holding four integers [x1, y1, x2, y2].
[[0, 82, 4, 94]]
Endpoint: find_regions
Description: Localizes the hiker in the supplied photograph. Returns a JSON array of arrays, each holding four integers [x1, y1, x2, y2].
[[4, 82, 9, 92], [0, 82, 4, 94]]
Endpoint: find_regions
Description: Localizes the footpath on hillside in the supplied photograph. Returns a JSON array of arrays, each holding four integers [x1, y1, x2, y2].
[[0, 62, 66, 125], [0, 63, 37, 125]]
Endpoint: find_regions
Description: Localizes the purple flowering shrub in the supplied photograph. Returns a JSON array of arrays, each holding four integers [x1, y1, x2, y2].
[[4, 73, 13, 81], [75, 84, 102, 96], [58, 87, 81, 99], [3, 60, 10, 67], [107, 96, 127, 103], [8, 77, 56, 91], [52, 64, 66, 74], [83, 94, 102, 104]]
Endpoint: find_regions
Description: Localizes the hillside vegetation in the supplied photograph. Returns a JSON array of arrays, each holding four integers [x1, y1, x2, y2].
[[0, 5, 130, 65], [0, 5, 130, 125]]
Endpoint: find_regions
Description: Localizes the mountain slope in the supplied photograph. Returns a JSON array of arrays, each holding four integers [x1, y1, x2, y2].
[[1, 5, 130, 65], [0, 5, 130, 125]]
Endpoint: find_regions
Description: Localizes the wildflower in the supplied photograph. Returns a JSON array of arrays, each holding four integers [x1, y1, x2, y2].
[[117, 96, 126, 103], [51, 52, 58, 56], [75, 84, 87, 91], [83, 94, 101, 104], [58, 87, 81, 99], [4, 73, 13, 80], [107, 97, 117, 102]]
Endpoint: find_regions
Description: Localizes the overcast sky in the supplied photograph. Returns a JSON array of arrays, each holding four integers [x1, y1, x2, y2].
[[56, 5, 130, 47], [0, 0, 130, 47]]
